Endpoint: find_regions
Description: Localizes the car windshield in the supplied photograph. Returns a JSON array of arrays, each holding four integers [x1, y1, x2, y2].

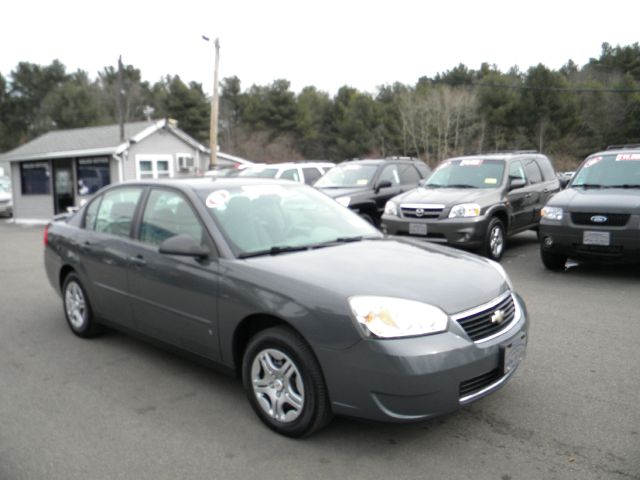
[[571, 153, 640, 188], [425, 159, 505, 189], [315, 164, 378, 188], [0, 182, 10, 193], [198, 183, 382, 257], [238, 166, 280, 179]]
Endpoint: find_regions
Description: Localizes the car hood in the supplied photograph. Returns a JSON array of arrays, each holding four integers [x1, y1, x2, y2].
[[243, 238, 508, 315], [316, 186, 370, 199], [394, 187, 501, 207], [548, 187, 640, 212]]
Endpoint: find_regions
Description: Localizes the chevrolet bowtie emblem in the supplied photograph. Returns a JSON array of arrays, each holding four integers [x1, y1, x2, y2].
[[491, 309, 505, 324]]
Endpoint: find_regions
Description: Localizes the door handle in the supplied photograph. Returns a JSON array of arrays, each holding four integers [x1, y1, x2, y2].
[[525, 193, 533, 198], [129, 255, 147, 267], [543, 189, 549, 193]]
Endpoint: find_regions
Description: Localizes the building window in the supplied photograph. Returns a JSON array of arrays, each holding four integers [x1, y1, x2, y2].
[[136, 156, 173, 180], [77, 157, 111, 195], [176, 154, 195, 173], [21, 161, 51, 195]]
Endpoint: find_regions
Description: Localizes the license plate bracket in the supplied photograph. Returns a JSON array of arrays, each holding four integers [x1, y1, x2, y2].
[[409, 223, 427, 236], [500, 333, 527, 376], [583, 231, 610, 246]]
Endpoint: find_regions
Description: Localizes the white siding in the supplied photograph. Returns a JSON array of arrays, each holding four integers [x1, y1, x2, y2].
[[11, 161, 54, 221]]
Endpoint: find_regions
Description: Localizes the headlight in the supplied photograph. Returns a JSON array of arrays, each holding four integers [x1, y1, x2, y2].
[[336, 196, 351, 207], [383, 201, 398, 216], [349, 296, 448, 338], [449, 203, 481, 218], [541, 206, 563, 220], [487, 259, 514, 290]]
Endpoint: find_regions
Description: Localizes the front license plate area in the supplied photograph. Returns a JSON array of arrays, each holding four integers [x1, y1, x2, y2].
[[409, 223, 427, 236], [501, 333, 527, 376], [583, 231, 610, 246]]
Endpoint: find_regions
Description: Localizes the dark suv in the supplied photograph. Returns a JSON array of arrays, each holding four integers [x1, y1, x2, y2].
[[381, 152, 560, 260], [539, 146, 640, 269], [314, 158, 431, 225]]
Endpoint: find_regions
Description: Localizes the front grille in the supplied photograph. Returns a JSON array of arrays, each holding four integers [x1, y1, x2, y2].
[[459, 368, 501, 398], [571, 212, 630, 227], [0, 200, 9, 205], [454, 294, 516, 342], [400, 205, 443, 219]]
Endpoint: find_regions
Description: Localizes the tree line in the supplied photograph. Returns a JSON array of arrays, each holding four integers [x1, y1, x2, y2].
[[1, 42, 639, 169]]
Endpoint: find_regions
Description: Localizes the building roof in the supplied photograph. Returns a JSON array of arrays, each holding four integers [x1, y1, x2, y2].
[[0, 119, 209, 163]]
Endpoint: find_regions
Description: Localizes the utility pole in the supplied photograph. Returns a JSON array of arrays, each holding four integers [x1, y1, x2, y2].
[[117, 56, 125, 142], [203, 36, 220, 169]]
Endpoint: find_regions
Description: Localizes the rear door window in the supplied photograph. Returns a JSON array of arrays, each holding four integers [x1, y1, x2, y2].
[[524, 159, 543, 184], [279, 169, 300, 182], [535, 156, 556, 181], [302, 167, 322, 185], [398, 164, 422, 184], [94, 187, 143, 238]]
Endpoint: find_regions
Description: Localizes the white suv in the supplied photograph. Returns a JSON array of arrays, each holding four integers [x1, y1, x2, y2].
[[238, 162, 335, 185]]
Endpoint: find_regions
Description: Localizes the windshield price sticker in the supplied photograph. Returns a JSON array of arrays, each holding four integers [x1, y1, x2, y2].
[[460, 159, 483, 166], [205, 190, 230, 208], [616, 153, 640, 161], [584, 156, 602, 168]]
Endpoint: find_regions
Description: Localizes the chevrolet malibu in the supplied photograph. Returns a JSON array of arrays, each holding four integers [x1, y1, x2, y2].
[[44, 178, 528, 437]]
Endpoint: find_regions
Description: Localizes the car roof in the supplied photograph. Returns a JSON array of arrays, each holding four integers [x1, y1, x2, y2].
[[589, 146, 640, 157], [444, 152, 544, 162], [338, 158, 421, 166], [115, 177, 302, 194]]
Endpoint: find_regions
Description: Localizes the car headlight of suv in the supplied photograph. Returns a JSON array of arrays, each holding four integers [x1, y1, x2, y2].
[[449, 203, 481, 218], [383, 201, 398, 216], [541, 206, 563, 220], [336, 196, 351, 207], [349, 296, 448, 338]]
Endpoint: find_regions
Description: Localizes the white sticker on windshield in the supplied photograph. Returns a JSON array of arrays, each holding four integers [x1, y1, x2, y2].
[[460, 159, 483, 166], [356, 179, 368, 185], [241, 185, 290, 197], [205, 190, 230, 208], [583, 156, 602, 168], [344, 165, 363, 170], [484, 177, 498, 184], [616, 153, 640, 161]]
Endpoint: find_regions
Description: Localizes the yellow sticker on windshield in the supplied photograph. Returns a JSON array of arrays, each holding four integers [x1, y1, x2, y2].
[[484, 178, 497, 184]]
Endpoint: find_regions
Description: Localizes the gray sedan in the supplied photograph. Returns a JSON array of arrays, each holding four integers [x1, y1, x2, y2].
[[44, 178, 528, 437]]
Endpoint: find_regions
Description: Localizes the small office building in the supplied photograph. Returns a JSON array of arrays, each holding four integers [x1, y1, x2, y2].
[[0, 119, 248, 222]]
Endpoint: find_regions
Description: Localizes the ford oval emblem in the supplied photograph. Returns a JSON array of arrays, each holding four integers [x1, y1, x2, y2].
[[590, 215, 608, 223]]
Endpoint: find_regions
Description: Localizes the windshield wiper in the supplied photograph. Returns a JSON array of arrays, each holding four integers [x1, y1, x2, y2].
[[572, 183, 604, 189], [446, 183, 476, 188], [311, 235, 382, 248], [238, 245, 310, 259], [604, 184, 640, 189]]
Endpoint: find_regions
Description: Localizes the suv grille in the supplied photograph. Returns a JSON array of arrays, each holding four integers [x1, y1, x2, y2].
[[459, 368, 501, 398], [454, 294, 516, 342], [571, 212, 630, 227], [400, 205, 444, 219]]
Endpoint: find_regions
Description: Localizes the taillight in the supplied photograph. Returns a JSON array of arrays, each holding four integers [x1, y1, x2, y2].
[[44, 224, 49, 246]]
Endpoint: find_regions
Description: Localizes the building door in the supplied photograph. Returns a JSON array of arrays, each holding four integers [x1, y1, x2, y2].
[[52, 159, 74, 214]]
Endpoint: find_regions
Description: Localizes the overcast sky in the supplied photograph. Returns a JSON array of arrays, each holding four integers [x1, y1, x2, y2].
[[2, 0, 639, 95]]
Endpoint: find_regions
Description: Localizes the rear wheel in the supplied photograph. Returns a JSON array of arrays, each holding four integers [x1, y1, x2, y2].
[[482, 218, 506, 261], [62, 273, 103, 338], [540, 248, 567, 271], [242, 326, 332, 438]]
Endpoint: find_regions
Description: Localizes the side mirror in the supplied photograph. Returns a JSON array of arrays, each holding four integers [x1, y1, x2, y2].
[[375, 180, 393, 193], [159, 234, 209, 258], [509, 178, 526, 191]]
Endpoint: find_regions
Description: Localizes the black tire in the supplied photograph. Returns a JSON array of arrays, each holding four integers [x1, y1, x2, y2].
[[62, 273, 103, 338], [540, 248, 567, 271], [481, 217, 506, 261], [242, 326, 332, 438]]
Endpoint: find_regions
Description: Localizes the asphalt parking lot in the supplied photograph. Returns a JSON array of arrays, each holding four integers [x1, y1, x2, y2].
[[0, 221, 638, 480]]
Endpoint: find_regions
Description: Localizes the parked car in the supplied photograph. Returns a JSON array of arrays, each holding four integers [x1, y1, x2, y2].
[[238, 162, 335, 185], [44, 178, 527, 437], [539, 146, 640, 269], [314, 158, 431, 225], [0, 177, 13, 217], [381, 152, 560, 261]]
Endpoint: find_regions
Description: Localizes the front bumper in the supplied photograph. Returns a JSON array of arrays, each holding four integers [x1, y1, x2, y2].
[[0, 202, 12, 216], [381, 214, 491, 249], [316, 292, 528, 422], [540, 217, 640, 262]]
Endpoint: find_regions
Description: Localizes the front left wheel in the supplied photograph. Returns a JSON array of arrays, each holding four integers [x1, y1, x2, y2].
[[242, 326, 332, 438], [62, 273, 103, 338]]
